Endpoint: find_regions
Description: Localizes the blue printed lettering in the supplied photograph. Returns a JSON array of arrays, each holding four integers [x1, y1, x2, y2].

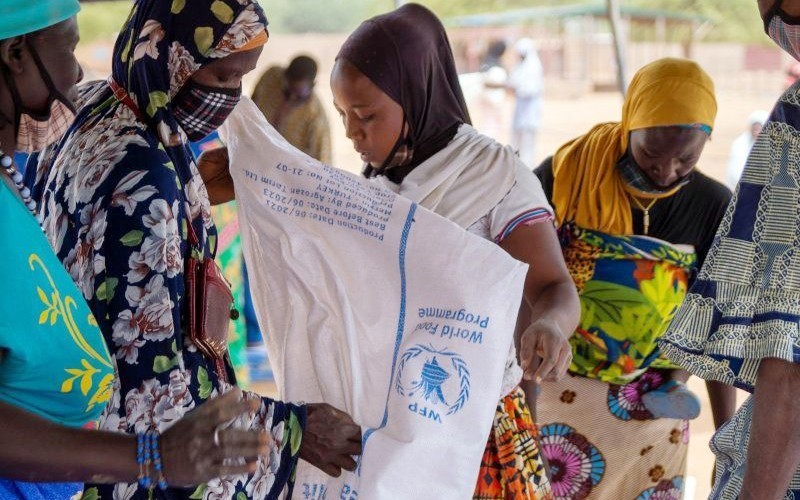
[[339, 484, 358, 500]]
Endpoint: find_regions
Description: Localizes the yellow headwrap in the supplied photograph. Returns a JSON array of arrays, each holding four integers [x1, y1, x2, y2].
[[551, 58, 717, 235]]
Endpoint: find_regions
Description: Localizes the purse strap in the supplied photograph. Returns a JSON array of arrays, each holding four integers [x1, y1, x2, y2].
[[107, 77, 202, 254]]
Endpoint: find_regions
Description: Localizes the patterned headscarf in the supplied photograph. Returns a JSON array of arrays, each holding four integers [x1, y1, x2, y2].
[[111, 0, 267, 175]]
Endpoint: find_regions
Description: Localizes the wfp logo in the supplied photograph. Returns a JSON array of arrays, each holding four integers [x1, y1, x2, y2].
[[395, 344, 470, 422]]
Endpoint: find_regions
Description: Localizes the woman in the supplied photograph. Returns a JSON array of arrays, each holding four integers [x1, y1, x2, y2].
[[330, 4, 581, 498], [0, 1, 279, 498], [33, 1, 361, 498], [533, 58, 737, 499]]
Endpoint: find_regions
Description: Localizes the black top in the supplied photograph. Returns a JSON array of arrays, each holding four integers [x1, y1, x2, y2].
[[534, 156, 732, 269]]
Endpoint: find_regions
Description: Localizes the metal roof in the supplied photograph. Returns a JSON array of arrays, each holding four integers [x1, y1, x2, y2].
[[445, 3, 711, 28]]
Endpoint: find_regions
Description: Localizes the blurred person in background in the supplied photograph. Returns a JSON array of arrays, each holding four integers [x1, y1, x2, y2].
[[252, 55, 331, 164], [478, 39, 508, 141], [509, 38, 543, 169], [725, 110, 767, 190]]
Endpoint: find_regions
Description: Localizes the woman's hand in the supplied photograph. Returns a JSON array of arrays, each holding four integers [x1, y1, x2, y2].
[[498, 223, 580, 384], [161, 388, 270, 486], [299, 403, 362, 477], [197, 146, 235, 205], [519, 318, 572, 383]]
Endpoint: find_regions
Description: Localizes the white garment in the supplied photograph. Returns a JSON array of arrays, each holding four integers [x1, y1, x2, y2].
[[376, 125, 516, 230], [513, 128, 538, 169], [482, 65, 508, 107], [725, 132, 756, 190], [508, 51, 543, 131], [376, 124, 554, 397], [223, 99, 528, 500]]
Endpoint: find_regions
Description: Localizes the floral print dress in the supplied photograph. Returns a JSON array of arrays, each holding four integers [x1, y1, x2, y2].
[[34, 1, 306, 499]]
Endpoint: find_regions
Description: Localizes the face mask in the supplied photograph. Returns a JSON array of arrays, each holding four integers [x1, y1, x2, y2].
[[764, 0, 800, 60], [173, 80, 241, 142], [362, 120, 414, 180], [616, 152, 692, 197], [0, 39, 76, 153]]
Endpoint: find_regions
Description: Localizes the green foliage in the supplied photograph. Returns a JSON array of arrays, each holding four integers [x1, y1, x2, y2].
[[625, 0, 768, 44], [265, 0, 391, 34], [74, 0, 769, 42], [77, 1, 132, 43]]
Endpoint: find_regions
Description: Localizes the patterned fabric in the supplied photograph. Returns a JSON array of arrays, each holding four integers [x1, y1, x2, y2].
[[211, 202, 249, 384], [562, 224, 695, 385], [473, 388, 553, 500], [660, 84, 800, 393], [0, 479, 81, 500], [172, 82, 241, 141], [251, 66, 332, 164], [0, 178, 111, 500], [0, 179, 113, 429], [493, 207, 552, 244], [766, 8, 800, 62], [538, 373, 688, 500], [661, 75, 800, 500], [35, 2, 306, 499], [707, 396, 800, 499]]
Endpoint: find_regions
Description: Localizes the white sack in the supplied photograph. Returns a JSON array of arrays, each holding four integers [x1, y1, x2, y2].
[[221, 97, 527, 500]]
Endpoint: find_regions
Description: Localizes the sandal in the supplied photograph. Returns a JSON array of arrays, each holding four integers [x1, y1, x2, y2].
[[641, 380, 701, 420]]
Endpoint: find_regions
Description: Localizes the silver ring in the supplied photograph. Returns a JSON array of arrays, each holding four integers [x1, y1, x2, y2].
[[213, 427, 221, 447]]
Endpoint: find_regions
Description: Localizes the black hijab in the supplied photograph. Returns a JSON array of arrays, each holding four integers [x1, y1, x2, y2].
[[336, 3, 471, 183]]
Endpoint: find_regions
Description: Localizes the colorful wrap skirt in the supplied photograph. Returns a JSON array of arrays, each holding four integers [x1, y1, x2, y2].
[[473, 387, 553, 499], [538, 371, 688, 500]]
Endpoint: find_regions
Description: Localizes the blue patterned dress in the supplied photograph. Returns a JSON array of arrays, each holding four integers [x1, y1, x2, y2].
[[660, 82, 800, 499], [34, 1, 306, 498]]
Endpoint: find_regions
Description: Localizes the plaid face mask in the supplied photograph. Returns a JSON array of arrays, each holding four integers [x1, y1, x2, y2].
[[0, 38, 77, 154], [616, 152, 692, 196], [173, 80, 241, 142]]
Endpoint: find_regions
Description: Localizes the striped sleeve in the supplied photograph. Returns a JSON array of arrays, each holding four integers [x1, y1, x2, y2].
[[490, 163, 554, 243]]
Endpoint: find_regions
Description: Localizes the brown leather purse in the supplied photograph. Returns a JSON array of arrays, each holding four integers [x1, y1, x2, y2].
[[185, 220, 235, 382]]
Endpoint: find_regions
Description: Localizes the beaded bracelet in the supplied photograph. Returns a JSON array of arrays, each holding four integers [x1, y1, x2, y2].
[[136, 430, 168, 491], [136, 432, 150, 489], [150, 430, 168, 490], [142, 432, 153, 489]]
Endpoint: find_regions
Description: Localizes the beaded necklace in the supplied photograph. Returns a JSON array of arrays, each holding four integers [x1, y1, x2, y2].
[[0, 148, 36, 214]]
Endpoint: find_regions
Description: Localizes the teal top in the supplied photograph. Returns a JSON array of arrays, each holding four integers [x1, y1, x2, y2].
[[0, 0, 80, 40], [0, 179, 113, 428]]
